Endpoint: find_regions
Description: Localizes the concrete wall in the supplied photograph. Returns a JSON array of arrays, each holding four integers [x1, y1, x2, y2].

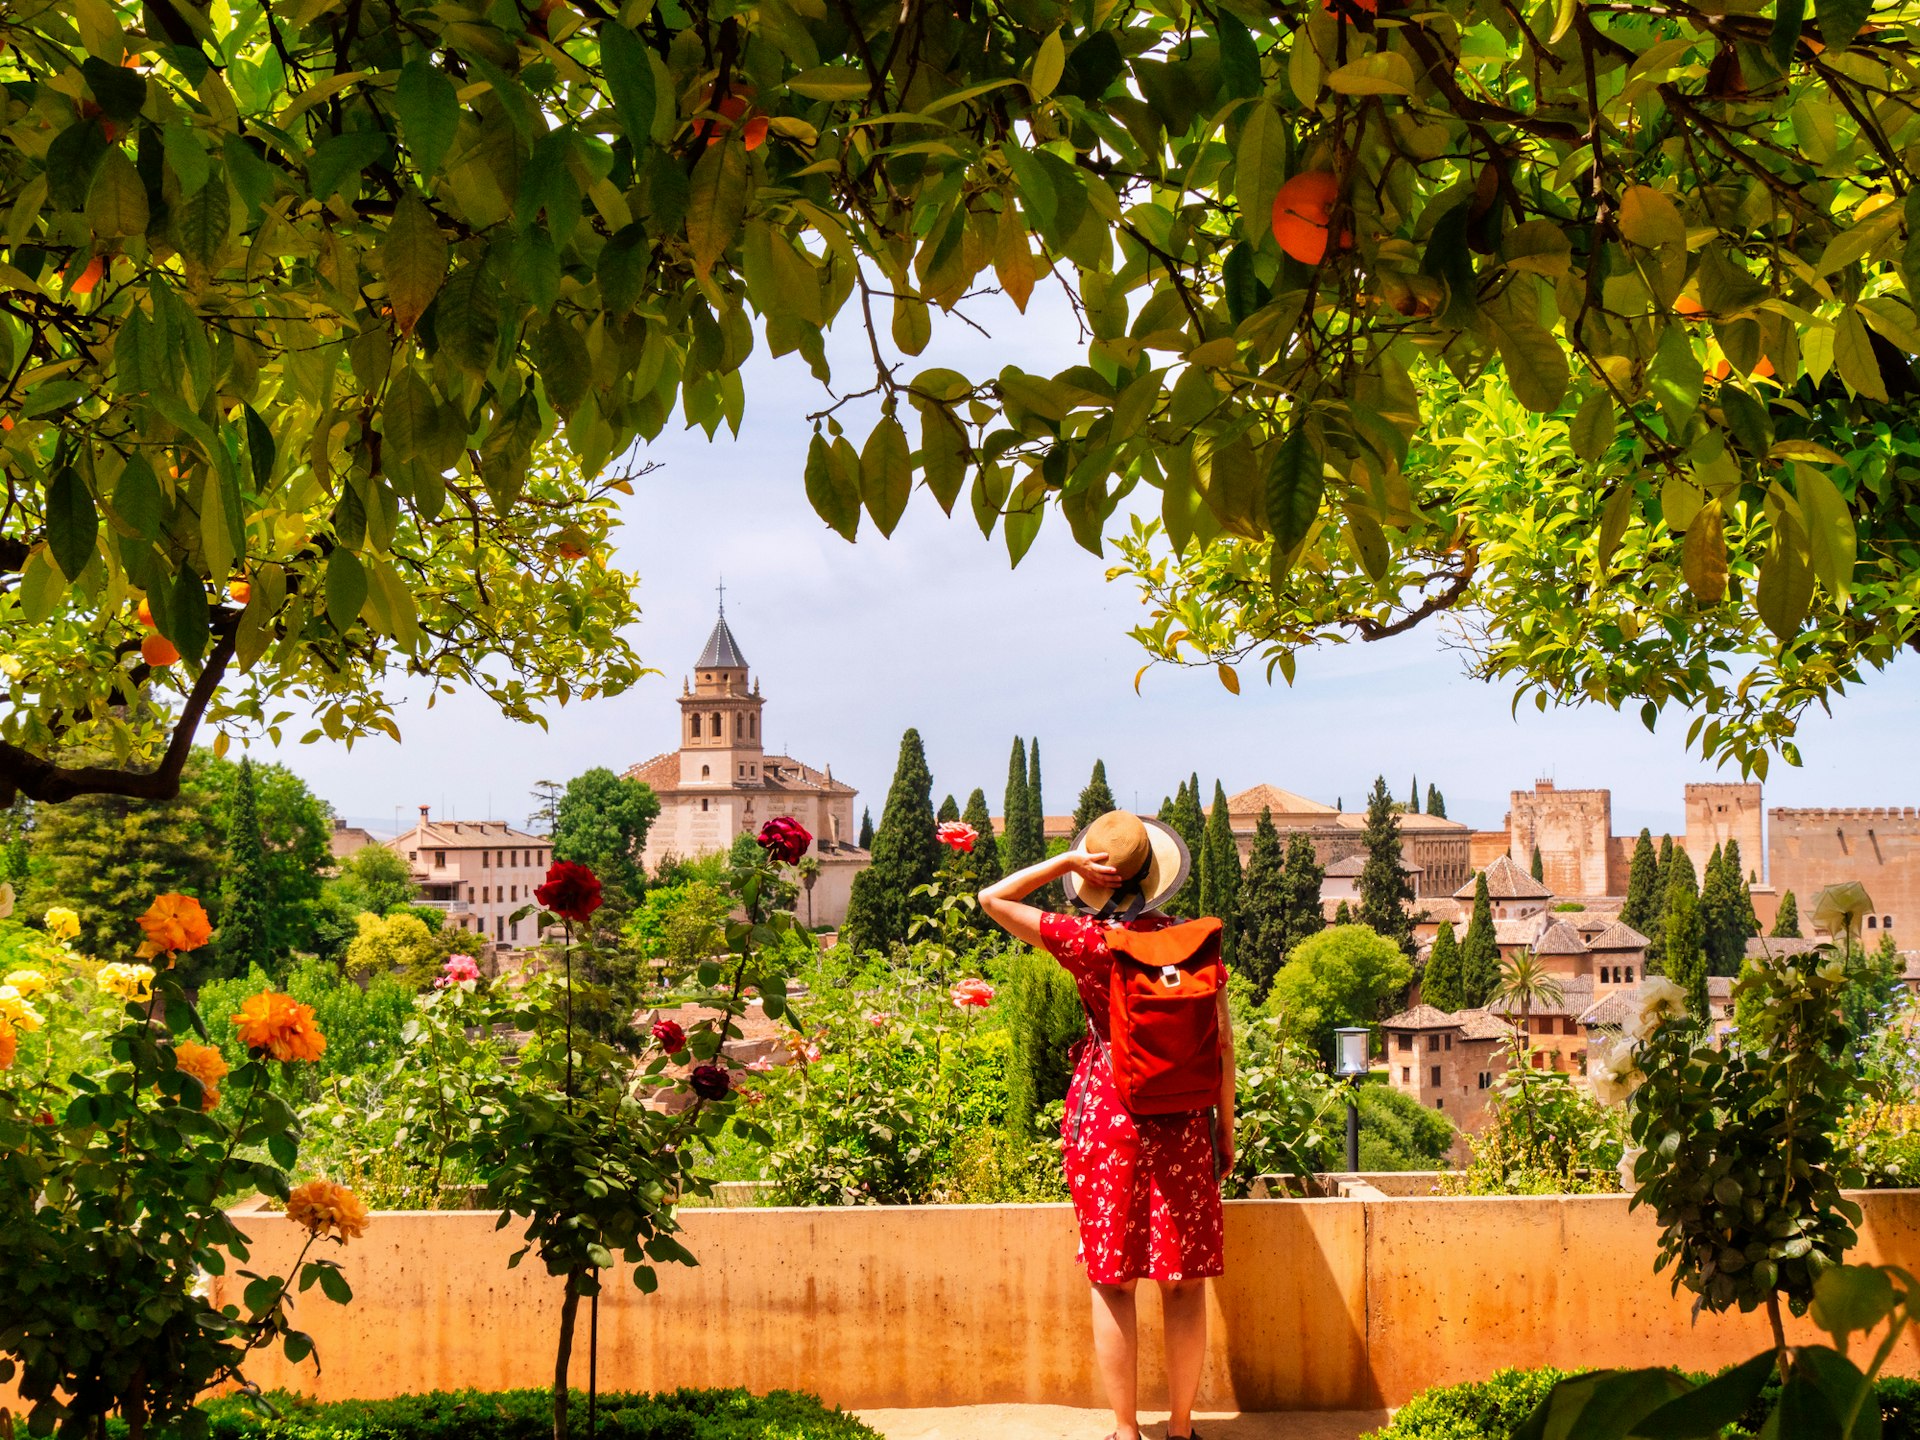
[[211, 1193, 1920, 1413]]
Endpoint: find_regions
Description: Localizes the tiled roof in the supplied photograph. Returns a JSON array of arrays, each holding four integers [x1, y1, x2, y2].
[[397, 817, 547, 849], [1490, 975, 1595, 1019], [1324, 853, 1423, 877], [1585, 920, 1651, 951], [1382, 1003, 1460, 1030], [1457, 854, 1553, 901], [626, 751, 854, 796], [1743, 936, 1824, 960], [1457, 1011, 1514, 1041], [1494, 918, 1548, 947], [696, 612, 748, 669], [756, 754, 856, 794], [627, 752, 681, 790], [1226, 783, 1338, 816], [1580, 991, 1637, 1028], [1532, 919, 1588, 956]]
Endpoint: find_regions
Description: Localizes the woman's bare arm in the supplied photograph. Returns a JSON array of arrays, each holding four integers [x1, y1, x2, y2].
[[978, 848, 1122, 948]]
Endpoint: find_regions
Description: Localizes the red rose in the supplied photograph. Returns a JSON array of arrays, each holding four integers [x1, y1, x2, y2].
[[689, 1062, 732, 1101], [651, 1019, 687, 1055], [535, 860, 602, 923], [756, 816, 812, 865], [936, 821, 978, 854]]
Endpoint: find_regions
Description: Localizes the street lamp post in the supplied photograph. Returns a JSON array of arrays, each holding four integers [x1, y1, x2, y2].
[[1334, 1026, 1371, 1174]]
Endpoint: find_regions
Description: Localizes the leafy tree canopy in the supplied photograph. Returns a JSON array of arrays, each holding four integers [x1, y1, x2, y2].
[[551, 764, 660, 903], [1267, 921, 1413, 1062], [9, 0, 1919, 802]]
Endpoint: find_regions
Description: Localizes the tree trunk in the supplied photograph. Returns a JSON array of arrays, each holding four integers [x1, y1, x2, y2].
[[554, 1274, 583, 1440], [1766, 1292, 1791, 1382]]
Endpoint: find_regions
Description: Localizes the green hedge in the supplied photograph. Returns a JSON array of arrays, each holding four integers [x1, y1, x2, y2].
[[1367, 1367, 1920, 1440], [121, 1389, 881, 1440]]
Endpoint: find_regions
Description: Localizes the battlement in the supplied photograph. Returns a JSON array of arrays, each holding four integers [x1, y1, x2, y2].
[[1773, 807, 1920, 822]]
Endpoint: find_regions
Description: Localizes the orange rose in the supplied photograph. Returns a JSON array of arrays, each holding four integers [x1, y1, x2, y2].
[[137, 893, 211, 957], [232, 991, 327, 1063], [0, 1025, 16, 1071], [286, 1180, 369, 1241], [173, 1041, 229, 1111]]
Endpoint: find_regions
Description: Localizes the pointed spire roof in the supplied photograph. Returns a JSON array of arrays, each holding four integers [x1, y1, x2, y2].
[[697, 592, 748, 670], [1455, 853, 1553, 901]]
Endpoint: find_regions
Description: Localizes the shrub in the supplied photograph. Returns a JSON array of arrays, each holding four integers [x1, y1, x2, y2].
[[1437, 1068, 1622, 1196], [1355, 1083, 1456, 1172], [999, 949, 1084, 1138], [127, 1389, 880, 1440]]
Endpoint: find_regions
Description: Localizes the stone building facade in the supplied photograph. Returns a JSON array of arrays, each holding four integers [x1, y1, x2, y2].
[[385, 808, 554, 951], [1768, 807, 1920, 941], [627, 606, 869, 927]]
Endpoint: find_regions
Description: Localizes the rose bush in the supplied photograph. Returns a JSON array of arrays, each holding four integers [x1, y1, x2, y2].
[[0, 894, 361, 1440]]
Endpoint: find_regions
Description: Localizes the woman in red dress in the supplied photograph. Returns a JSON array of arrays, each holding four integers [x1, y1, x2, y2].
[[980, 810, 1234, 1440]]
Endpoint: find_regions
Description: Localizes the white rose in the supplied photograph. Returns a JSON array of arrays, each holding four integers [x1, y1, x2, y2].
[[1626, 976, 1688, 1041], [1588, 1035, 1646, 1107]]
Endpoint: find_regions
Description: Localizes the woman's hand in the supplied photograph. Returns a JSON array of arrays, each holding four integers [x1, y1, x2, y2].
[[1063, 848, 1123, 888]]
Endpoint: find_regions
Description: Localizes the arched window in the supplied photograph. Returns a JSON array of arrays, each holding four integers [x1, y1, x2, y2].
[[735, 712, 743, 737], [1885, 915, 1895, 929], [690, 713, 701, 738], [701, 764, 710, 778], [711, 712, 722, 737], [749, 714, 756, 737], [1869, 915, 1879, 929]]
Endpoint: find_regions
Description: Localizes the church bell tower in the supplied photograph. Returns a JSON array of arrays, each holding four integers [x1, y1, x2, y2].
[[678, 585, 766, 788]]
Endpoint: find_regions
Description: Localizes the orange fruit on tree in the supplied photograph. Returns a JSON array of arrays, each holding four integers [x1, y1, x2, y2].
[[70, 256, 104, 294], [1271, 172, 1345, 266], [137, 597, 155, 629], [228, 580, 251, 605], [141, 634, 179, 667]]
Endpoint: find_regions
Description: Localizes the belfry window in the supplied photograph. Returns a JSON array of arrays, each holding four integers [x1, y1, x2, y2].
[[690, 714, 701, 738]]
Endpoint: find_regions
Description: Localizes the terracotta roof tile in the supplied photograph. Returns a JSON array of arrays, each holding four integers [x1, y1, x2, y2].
[[1456, 854, 1554, 901]]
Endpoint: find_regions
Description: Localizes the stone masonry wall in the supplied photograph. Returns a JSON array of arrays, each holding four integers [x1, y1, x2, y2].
[[1770, 806, 1920, 939]]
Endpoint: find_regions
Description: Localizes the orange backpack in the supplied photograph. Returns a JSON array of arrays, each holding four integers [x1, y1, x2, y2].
[[1100, 918, 1226, 1115]]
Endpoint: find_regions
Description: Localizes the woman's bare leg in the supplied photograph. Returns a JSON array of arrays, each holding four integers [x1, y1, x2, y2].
[[1090, 1280, 1141, 1439], [1159, 1278, 1209, 1438]]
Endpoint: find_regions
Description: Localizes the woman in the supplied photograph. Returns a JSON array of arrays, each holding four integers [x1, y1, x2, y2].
[[979, 809, 1234, 1440]]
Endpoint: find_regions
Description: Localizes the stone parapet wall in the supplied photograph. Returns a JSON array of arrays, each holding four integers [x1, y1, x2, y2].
[[202, 1192, 1920, 1413]]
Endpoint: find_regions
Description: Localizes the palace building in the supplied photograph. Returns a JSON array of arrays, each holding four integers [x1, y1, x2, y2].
[[625, 603, 868, 927]]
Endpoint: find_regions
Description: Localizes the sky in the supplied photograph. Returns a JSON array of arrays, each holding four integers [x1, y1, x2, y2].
[[259, 288, 1920, 845]]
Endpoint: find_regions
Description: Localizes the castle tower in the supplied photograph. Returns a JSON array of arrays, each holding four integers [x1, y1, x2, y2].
[[1684, 782, 1764, 881], [678, 594, 767, 788]]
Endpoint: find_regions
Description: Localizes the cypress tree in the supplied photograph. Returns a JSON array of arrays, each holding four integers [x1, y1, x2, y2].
[[1619, 829, 1659, 938], [1724, 839, 1760, 936], [1426, 785, 1446, 819], [1072, 760, 1117, 831], [1409, 775, 1421, 813], [1002, 950, 1086, 1136], [215, 757, 275, 978], [1025, 738, 1059, 906], [1666, 864, 1709, 1024], [1277, 832, 1328, 959], [1334, 899, 1353, 925], [1773, 890, 1803, 938], [960, 788, 1003, 888], [857, 807, 874, 850], [1003, 737, 1035, 871], [1422, 922, 1464, 1011], [1648, 834, 1676, 964], [842, 728, 939, 951], [937, 794, 960, 822], [1700, 843, 1737, 977], [1235, 808, 1289, 997], [1203, 781, 1242, 962], [1356, 776, 1415, 955], [1460, 871, 1500, 1006], [1157, 794, 1175, 826], [1170, 777, 1207, 918], [1530, 845, 1545, 883]]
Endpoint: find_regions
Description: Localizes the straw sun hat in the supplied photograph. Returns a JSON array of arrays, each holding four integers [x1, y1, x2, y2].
[[1061, 810, 1192, 921]]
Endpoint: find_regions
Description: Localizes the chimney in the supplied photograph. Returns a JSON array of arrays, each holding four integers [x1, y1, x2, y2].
[[419, 805, 430, 821]]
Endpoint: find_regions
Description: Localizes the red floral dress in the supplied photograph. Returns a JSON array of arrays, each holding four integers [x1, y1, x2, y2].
[[1040, 912, 1226, 1285]]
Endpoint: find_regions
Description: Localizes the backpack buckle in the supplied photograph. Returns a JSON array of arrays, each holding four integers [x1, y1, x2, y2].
[[1160, 965, 1180, 987]]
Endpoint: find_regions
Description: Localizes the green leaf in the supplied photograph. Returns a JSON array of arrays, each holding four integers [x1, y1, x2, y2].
[[171, 568, 210, 662], [531, 317, 592, 415], [686, 139, 748, 278], [916, 401, 969, 515], [1682, 500, 1728, 603], [1818, 0, 1875, 48], [1833, 307, 1889, 401], [804, 433, 860, 541], [1772, 0, 1809, 65], [599, 24, 657, 143], [1570, 389, 1616, 463], [325, 547, 367, 633], [81, 55, 146, 121], [1489, 315, 1569, 413], [1795, 464, 1858, 599], [200, 468, 238, 586], [306, 131, 389, 202], [1265, 426, 1323, 562], [171, 177, 232, 268], [394, 61, 460, 178], [1757, 513, 1817, 642], [113, 455, 164, 540], [1236, 101, 1287, 245], [436, 262, 502, 374], [86, 148, 149, 240], [1619, 185, 1687, 250], [1651, 323, 1704, 427], [244, 405, 276, 492], [380, 193, 449, 334], [1596, 481, 1635, 573], [46, 467, 98, 582], [1031, 30, 1066, 100], [1216, 13, 1261, 99], [860, 414, 912, 537], [787, 65, 869, 100], [1004, 475, 1045, 563]]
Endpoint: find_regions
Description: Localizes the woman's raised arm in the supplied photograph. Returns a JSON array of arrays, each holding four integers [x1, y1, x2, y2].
[[978, 848, 1122, 948]]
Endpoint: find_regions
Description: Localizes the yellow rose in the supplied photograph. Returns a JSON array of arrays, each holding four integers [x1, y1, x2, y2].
[[3, 969, 49, 997], [44, 907, 80, 942], [0, 985, 45, 1034], [96, 963, 156, 1005]]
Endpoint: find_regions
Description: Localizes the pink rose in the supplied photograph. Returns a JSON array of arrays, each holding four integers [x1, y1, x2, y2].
[[756, 816, 812, 864], [651, 1018, 687, 1055], [950, 978, 994, 1010], [434, 954, 480, 989], [936, 821, 978, 854]]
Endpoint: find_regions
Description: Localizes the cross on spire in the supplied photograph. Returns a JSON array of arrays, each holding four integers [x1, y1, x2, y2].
[[716, 576, 726, 616]]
